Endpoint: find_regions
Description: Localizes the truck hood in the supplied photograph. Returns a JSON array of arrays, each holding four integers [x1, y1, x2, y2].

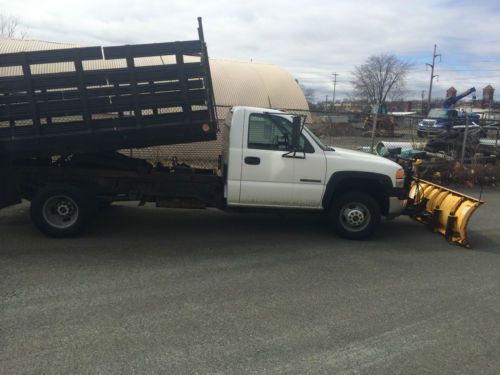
[[325, 147, 401, 185]]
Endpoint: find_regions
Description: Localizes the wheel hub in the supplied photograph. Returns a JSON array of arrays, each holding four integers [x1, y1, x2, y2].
[[339, 202, 371, 232], [56, 202, 72, 216], [42, 195, 79, 229], [345, 209, 365, 227]]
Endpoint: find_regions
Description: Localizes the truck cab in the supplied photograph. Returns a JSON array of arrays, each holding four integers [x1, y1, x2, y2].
[[222, 107, 407, 238], [417, 108, 480, 137]]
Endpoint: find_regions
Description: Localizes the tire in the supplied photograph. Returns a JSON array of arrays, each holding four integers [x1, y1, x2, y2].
[[30, 185, 95, 238], [328, 192, 381, 240]]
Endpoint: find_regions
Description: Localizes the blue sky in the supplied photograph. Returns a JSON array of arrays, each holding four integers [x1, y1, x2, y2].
[[1, 0, 499, 101]]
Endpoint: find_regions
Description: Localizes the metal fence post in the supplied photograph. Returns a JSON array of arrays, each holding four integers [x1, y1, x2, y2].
[[369, 104, 378, 153], [460, 111, 469, 164]]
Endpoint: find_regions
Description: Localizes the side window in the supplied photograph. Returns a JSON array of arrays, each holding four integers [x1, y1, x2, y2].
[[248, 114, 287, 150], [247, 114, 314, 152]]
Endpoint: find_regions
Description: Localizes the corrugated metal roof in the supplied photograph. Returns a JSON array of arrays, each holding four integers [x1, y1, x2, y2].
[[0, 37, 309, 112]]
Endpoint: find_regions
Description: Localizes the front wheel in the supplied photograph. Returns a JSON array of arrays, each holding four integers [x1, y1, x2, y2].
[[30, 185, 95, 238], [328, 192, 381, 240]]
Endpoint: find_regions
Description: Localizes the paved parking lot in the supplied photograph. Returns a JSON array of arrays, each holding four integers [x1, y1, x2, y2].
[[1, 188, 499, 374]]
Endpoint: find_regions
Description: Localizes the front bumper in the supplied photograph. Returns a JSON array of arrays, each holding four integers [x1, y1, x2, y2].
[[417, 125, 447, 135], [388, 197, 405, 218], [387, 187, 407, 218]]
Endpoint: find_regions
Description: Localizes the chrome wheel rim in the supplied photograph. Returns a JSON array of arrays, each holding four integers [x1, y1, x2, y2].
[[42, 195, 79, 229], [339, 202, 370, 232]]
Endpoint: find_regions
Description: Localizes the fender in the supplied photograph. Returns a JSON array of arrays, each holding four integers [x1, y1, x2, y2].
[[322, 171, 393, 208]]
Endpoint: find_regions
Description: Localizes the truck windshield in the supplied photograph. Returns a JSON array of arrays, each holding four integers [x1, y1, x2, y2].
[[428, 109, 448, 118], [272, 114, 331, 151]]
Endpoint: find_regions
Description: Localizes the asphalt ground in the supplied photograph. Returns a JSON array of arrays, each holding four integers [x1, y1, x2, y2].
[[1, 188, 499, 374]]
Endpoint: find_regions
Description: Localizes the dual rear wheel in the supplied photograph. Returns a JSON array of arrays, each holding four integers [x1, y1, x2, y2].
[[30, 185, 96, 238]]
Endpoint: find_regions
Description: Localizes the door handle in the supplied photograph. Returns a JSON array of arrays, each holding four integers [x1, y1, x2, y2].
[[244, 156, 260, 165]]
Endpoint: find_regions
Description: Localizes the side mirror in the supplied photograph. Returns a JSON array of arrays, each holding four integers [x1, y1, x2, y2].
[[291, 116, 301, 150]]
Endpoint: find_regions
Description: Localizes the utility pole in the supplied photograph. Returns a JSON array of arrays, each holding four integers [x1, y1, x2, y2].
[[421, 90, 425, 115], [332, 72, 339, 112], [426, 44, 441, 113], [460, 110, 469, 164]]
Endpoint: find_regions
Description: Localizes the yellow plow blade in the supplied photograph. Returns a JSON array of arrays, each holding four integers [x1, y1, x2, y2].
[[405, 179, 484, 248]]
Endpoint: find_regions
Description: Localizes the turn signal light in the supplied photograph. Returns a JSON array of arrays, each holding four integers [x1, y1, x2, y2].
[[396, 169, 404, 187]]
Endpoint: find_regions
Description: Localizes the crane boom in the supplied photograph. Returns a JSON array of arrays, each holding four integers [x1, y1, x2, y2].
[[442, 87, 476, 109]]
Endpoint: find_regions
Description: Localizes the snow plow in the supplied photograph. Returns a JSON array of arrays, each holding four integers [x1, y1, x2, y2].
[[386, 149, 484, 248], [405, 179, 483, 248]]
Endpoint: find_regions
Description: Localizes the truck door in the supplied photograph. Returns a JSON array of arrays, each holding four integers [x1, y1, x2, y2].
[[239, 113, 295, 206], [292, 131, 327, 208]]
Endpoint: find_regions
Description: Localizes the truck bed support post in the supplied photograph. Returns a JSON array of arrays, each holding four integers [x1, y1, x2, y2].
[[198, 17, 217, 126], [126, 46, 142, 127], [175, 51, 192, 123], [73, 49, 93, 131], [21, 53, 41, 135]]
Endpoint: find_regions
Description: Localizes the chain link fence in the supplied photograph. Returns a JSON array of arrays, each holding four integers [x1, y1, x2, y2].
[[129, 106, 500, 180], [306, 109, 500, 158]]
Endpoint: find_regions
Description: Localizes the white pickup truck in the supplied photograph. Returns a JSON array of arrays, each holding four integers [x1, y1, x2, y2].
[[0, 25, 481, 246], [12, 106, 408, 239]]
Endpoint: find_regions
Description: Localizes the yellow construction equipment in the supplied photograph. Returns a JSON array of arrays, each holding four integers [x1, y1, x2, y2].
[[405, 179, 483, 248]]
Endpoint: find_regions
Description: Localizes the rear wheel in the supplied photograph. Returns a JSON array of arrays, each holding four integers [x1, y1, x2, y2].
[[329, 192, 381, 240], [30, 185, 95, 238]]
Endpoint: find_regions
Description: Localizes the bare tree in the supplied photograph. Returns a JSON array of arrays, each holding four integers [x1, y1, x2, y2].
[[351, 53, 412, 105], [0, 12, 28, 39]]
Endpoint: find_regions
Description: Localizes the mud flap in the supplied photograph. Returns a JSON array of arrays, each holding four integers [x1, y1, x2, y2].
[[405, 179, 483, 248], [0, 158, 22, 209]]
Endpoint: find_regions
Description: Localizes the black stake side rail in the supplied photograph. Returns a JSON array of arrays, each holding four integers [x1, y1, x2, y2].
[[0, 20, 217, 158]]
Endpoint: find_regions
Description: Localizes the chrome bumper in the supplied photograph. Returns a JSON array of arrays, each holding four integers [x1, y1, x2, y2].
[[387, 196, 405, 218]]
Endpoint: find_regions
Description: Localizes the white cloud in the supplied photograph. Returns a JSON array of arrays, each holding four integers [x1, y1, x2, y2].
[[1, 0, 499, 100]]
